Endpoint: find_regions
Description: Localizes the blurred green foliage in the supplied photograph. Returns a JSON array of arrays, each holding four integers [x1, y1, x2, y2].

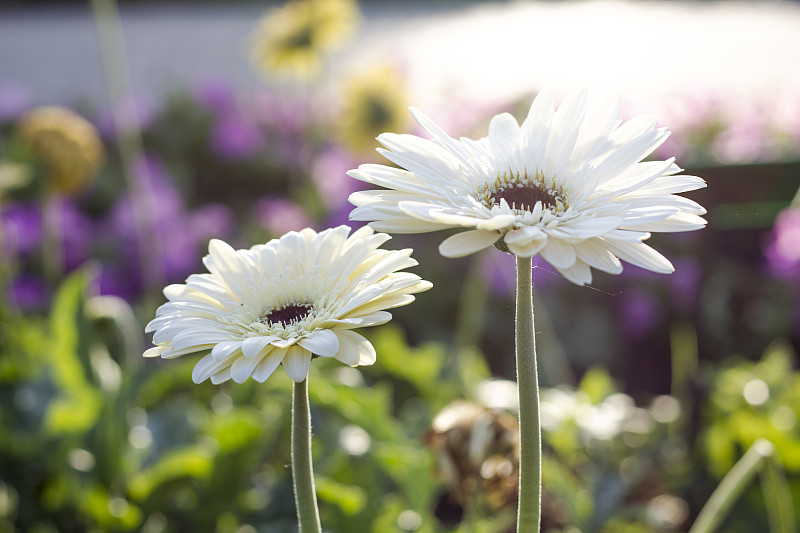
[[1, 269, 798, 532]]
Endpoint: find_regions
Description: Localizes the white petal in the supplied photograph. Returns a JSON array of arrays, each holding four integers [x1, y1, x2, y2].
[[210, 368, 232, 385], [488, 112, 521, 156], [623, 212, 707, 232], [438, 230, 500, 258], [476, 214, 517, 231], [344, 294, 410, 317], [163, 344, 215, 360], [211, 340, 242, 361], [328, 311, 393, 328], [366, 217, 451, 234], [143, 346, 166, 358], [539, 238, 577, 269], [252, 347, 287, 383], [282, 346, 313, 382], [231, 351, 265, 383], [601, 239, 674, 274], [192, 353, 231, 384], [170, 329, 232, 351], [269, 337, 298, 349], [298, 329, 340, 358], [334, 330, 376, 366], [398, 201, 482, 228], [547, 89, 587, 171], [241, 336, 278, 358], [521, 89, 555, 164], [574, 239, 623, 274], [557, 259, 593, 286], [504, 226, 547, 257], [409, 107, 479, 173], [560, 216, 622, 239]]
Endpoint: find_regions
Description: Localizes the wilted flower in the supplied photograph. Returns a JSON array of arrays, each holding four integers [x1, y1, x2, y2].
[[424, 401, 519, 511], [349, 89, 707, 285], [144, 225, 431, 384], [338, 64, 409, 155], [17, 106, 105, 195], [249, 0, 359, 80]]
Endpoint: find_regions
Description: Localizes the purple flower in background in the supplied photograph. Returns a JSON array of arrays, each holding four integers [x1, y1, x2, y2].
[[7, 274, 48, 311], [311, 146, 361, 209], [480, 251, 516, 297], [1, 202, 42, 257], [712, 104, 769, 164], [0, 82, 31, 121], [96, 97, 156, 140], [765, 207, 800, 281], [58, 200, 93, 271], [97, 263, 139, 301], [192, 78, 236, 115], [478, 253, 561, 298], [668, 257, 701, 313], [250, 91, 311, 165], [257, 196, 312, 236], [190, 203, 234, 243], [102, 154, 213, 295], [250, 90, 310, 135], [619, 289, 662, 339], [210, 113, 264, 160], [322, 202, 362, 232]]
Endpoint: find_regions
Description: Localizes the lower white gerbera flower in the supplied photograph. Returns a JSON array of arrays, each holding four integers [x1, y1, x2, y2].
[[348, 89, 707, 285], [144, 225, 431, 384]]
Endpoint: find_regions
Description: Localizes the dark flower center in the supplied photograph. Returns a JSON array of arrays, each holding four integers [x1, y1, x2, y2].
[[261, 304, 313, 327], [490, 184, 556, 212]]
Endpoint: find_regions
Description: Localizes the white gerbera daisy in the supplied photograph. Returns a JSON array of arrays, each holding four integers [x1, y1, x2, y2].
[[348, 89, 707, 285], [144, 225, 431, 384]]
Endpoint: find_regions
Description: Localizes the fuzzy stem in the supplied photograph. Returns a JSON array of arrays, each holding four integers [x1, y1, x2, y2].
[[515, 255, 541, 533], [292, 379, 321, 533]]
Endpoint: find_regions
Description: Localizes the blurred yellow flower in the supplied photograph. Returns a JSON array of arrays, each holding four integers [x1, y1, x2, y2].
[[249, 0, 359, 80], [17, 106, 104, 195], [338, 64, 409, 155]]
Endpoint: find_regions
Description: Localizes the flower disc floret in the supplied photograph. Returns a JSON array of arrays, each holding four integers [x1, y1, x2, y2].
[[144, 225, 431, 384], [348, 89, 708, 285]]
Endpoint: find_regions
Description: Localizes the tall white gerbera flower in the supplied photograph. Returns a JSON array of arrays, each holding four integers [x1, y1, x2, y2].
[[348, 89, 707, 285], [144, 225, 431, 384]]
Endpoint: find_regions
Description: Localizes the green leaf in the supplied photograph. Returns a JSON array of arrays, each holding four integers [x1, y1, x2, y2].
[[128, 446, 213, 500], [579, 367, 616, 405], [43, 269, 102, 434], [374, 441, 436, 511], [315, 476, 367, 515], [371, 327, 445, 393], [81, 484, 142, 531], [206, 409, 262, 452]]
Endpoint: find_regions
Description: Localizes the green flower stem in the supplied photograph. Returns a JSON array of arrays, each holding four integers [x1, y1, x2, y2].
[[41, 190, 64, 284], [90, 0, 164, 299], [515, 255, 541, 533], [292, 378, 321, 533], [689, 439, 775, 533]]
